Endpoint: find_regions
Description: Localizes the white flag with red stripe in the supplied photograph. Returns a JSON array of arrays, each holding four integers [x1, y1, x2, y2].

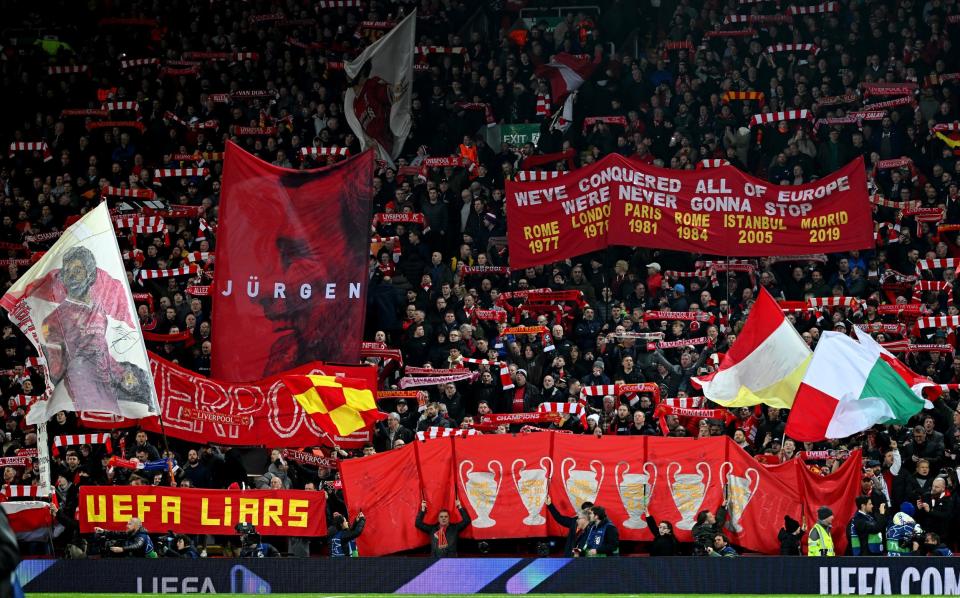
[[344, 11, 415, 166], [1, 500, 54, 542]]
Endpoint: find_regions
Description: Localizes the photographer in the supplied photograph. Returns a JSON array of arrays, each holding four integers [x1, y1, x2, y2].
[[93, 518, 158, 558], [160, 533, 200, 558], [236, 522, 281, 558], [327, 511, 365, 557]]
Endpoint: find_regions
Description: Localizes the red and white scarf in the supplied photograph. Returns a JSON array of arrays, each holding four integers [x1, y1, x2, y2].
[[915, 316, 960, 329], [53, 433, 112, 455], [301, 146, 350, 158], [458, 358, 510, 389], [120, 58, 159, 69], [153, 168, 209, 179], [414, 46, 465, 55], [749, 110, 812, 127], [537, 402, 587, 427], [416, 427, 478, 441], [101, 186, 156, 199], [766, 44, 818, 54], [535, 95, 551, 117], [138, 264, 199, 280], [787, 2, 838, 14], [1, 485, 43, 498], [8, 142, 52, 162], [48, 65, 89, 75], [697, 159, 729, 169], [915, 258, 957, 275]]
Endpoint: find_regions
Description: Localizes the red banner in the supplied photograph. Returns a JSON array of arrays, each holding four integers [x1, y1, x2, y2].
[[78, 486, 327, 536], [80, 352, 377, 449], [505, 154, 872, 268], [211, 142, 374, 382], [339, 434, 861, 555]]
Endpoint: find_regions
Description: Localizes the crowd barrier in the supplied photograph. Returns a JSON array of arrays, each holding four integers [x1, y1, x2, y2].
[[16, 556, 960, 594]]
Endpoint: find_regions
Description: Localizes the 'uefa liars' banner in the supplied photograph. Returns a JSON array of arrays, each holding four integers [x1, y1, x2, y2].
[[78, 486, 327, 537], [212, 142, 374, 382], [340, 435, 861, 556], [80, 353, 377, 449], [505, 154, 872, 268]]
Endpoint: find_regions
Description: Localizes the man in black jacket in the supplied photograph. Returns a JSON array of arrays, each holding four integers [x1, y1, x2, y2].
[[545, 495, 592, 556], [847, 495, 887, 555], [93, 517, 157, 557], [415, 499, 471, 557]]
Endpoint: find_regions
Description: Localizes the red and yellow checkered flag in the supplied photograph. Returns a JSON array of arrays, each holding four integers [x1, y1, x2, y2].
[[282, 375, 386, 438]]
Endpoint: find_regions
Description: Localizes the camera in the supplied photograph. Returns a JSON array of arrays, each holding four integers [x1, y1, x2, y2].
[[235, 522, 260, 546], [92, 529, 122, 556], [157, 530, 178, 556]]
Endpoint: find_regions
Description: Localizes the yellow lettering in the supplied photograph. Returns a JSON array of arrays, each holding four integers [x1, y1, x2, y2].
[[161, 496, 181, 524], [223, 497, 233, 527], [239, 498, 259, 526], [287, 500, 309, 528], [85, 495, 107, 523], [200, 498, 221, 526], [262, 499, 284, 527], [113, 495, 133, 522], [136, 495, 157, 520]]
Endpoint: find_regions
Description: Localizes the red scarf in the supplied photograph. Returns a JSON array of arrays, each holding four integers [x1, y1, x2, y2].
[[435, 525, 448, 550]]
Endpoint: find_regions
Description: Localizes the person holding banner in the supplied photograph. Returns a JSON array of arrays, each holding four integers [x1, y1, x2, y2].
[[545, 494, 594, 557], [415, 498, 471, 557], [328, 511, 366, 557]]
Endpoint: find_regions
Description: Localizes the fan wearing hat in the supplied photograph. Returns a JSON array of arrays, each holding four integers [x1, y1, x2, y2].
[[504, 368, 540, 416]]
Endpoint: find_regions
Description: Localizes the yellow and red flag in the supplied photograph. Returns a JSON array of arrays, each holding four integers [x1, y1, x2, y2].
[[282, 375, 385, 438]]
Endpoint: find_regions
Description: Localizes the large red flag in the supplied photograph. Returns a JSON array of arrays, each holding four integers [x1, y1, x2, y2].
[[211, 142, 374, 382], [339, 445, 425, 556]]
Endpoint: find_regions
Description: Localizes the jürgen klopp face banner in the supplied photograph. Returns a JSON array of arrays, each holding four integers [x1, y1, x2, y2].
[[212, 142, 374, 382], [79, 486, 327, 537], [505, 154, 872, 268]]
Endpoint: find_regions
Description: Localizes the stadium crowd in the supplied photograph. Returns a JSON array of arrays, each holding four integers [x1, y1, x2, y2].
[[0, 0, 959, 557]]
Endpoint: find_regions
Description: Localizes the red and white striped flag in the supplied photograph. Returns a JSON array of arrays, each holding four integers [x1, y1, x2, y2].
[[1, 501, 53, 542]]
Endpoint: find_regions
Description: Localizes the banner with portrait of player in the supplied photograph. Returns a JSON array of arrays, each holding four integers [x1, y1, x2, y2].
[[0, 202, 159, 425], [211, 142, 374, 382], [344, 10, 415, 166]]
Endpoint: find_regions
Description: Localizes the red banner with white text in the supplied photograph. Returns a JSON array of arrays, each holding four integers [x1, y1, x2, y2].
[[339, 434, 861, 555], [80, 352, 377, 449], [505, 154, 872, 268], [79, 486, 327, 536], [211, 142, 374, 382]]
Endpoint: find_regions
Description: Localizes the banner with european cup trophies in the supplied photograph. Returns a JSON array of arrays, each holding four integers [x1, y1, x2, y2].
[[339, 434, 861, 556]]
